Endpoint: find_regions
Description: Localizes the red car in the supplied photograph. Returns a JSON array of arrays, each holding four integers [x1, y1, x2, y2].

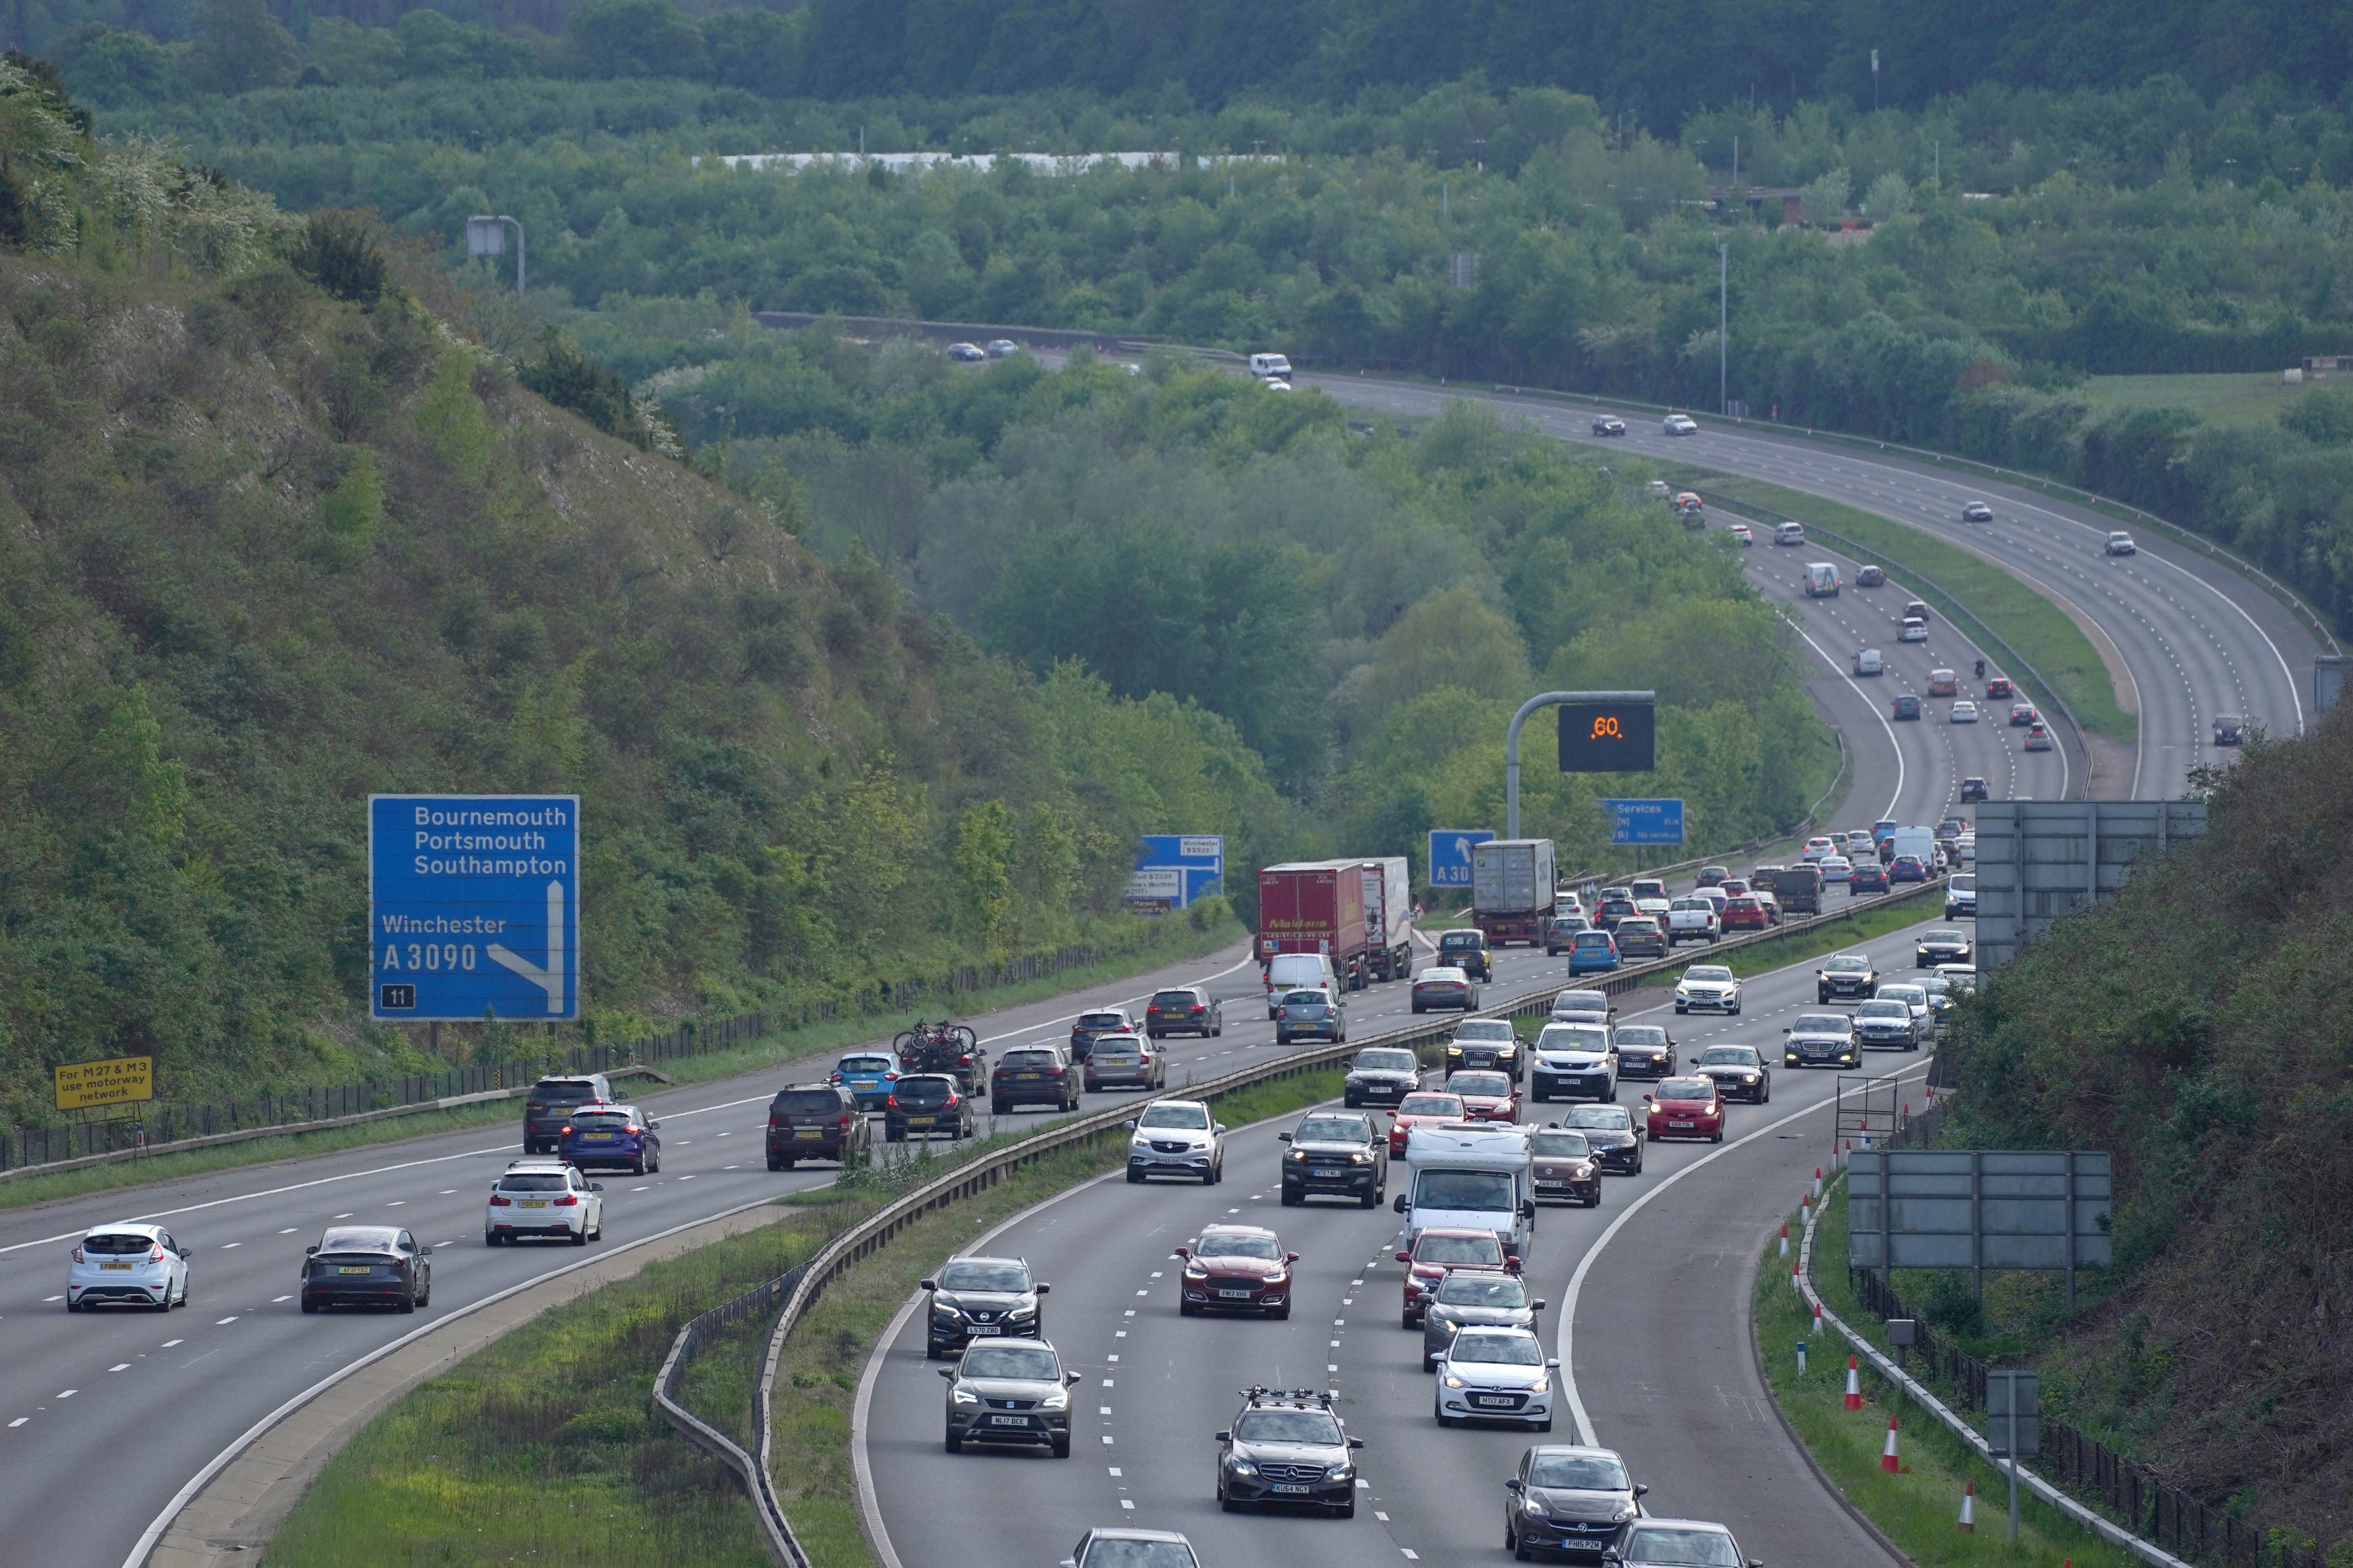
[[1390, 1091, 1466, 1155], [1394, 1227, 1513, 1327], [1720, 896, 1771, 931], [1644, 1077, 1725, 1143], [1174, 1224, 1298, 1319], [1443, 1069, 1519, 1124]]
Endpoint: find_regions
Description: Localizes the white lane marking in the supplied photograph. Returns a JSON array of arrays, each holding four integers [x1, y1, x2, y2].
[[57, 1389, 77, 1399], [1107, 1467, 1121, 1476], [6, 1418, 24, 1427], [1556, 1059, 1936, 1446], [219, 1243, 240, 1249], [108, 1364, 130, 1373], [386, 1201, 405, 1208], [1781, 617, 1907, 821], [333, 1214, 352, 1220], [161, 1339, 182, 1348], [277, 1229, 296, 1235], [214, 1317, 237, 1325], [1119, 1499, 1135, 1510], [272, 1295, 292, 1304], [439, 1190, 456, 1195]]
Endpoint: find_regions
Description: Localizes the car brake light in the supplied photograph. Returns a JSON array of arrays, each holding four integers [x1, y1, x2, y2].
[[838, 1114, 852, 1128], [150, 1244, 166, 1262], [70, 1246, 82, 1263], [489, 1194, 512, 1206], [625, 1125, 643, 1136], [885, 1096, 898, 1110], [553, 1194, 579, 1206], [829, 1072, 843, 1084]]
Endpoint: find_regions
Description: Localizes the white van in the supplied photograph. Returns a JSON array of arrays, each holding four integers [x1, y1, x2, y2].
[[1853, 647, 1884, 677], [1264, 952, 1338, 1016], [1395, 1122, 1536, 1260], [1248, 352, 1293, 382], [1803, 562, 1841, 597], [1775, 522, 1806, 546]]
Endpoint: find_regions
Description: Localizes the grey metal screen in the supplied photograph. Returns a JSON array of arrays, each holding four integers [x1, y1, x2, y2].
[[1975, 800, 2206, 969], [1848, 1150, 2112, 1280]]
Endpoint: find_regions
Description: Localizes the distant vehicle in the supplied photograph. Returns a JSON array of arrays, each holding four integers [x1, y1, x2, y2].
[[1687, 1044, 1769, 1104], [945, 341, 986, 362], [1591, 414, 1626, 436], [1645, 479, 1672, 497], [1720, 895, 1770, 930], [299, 1225, 429, 1313], [1247, 352, 1293, 381], [1817, 953, 1878, 1003], [1665, 897, 1720, 946], [1548, 989, 1614, 1026], [1856, 563, 1886, 586], [1985, 676, 2014, 699], [1663, 413, 1700, 435], [1962, 501, 1995, 522], [1274, 989, 1347, 1044], [1411, 966, 1481, 1013], [830, 1052, 900, 1110], [1262, 378, 1294, 392], [1898, 617, 1928, 643], [1503, 1448, 1645, 1559], [1060, 1529, 1199, 1568], [1674, 963, 1741, 1015], [1729, 523, 1753, 545], [1803, 561, 1841, 597], [1769, 864, 1823, 915], [924, 1254, 1047, 1358], [1176, 1224, 1297, 1319], [1696, 866, 1728, 888], [1819, 854, 1852, 884], [984, 338, 1021, 358], [1426, 1276, 1547, 1407], [1917, 928, 1975, 966], [1123, 1099, 1225, 1184], [1529, 1023, 1615, 1102], [1439, 1069, 1521, 1124], [1950, 700, 1981, 723], [1070, 1008, 1137, 1062], [483, 1159, 602, 1245], [943, 1337, 1076, 1457], [524, 1073, 612, 1155], [1081, 1034, 1163, 1094], [1644, 1077, 1724, 1143], [1904, 600, 1931, 623], [1343, 1046, 1423, 1108], [1959, 776, 1989, 802], [1145, 986, 1222, 1038], [1618, 1520, 1757, 1567], [2010, 702, 2040, 727], [1262, 953, 1339, 1016], [1612, 917, 1667, 959], [1436, 927, 1494, 981], [1445, 1017, 1523, 1081], [1783, 1012, 1860, 1069], [2106, 530, 2138, 555], [1849, 860, 1889, 893], [1567, 930, 1620, 974], [1544, 912, 1589, 953], [1800, 836, 1837, 863], [1774, 521, 1806, 545], [1472, 839, 1558, 948], [1853, 647, 1884, 677], [561, 1102, 662, 1174], [1388, 1091, 1468, 1157], [68, 1222, 190, 1312], [1890, 852, 1929, 882], [885, 1074, 975, 1143], [1927, 669, 1958, 696], [1433, 1325, 1560, 1429], [1852, 998, 1921, 1051], [2024, 723, 2054, 751], [2215, 714, 2247, 745], [1214, 1387, 1359, 1510], [990, 1046, 1082, 1116]]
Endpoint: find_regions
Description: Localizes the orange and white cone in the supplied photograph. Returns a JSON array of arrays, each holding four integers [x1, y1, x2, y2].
[[1812, 1298, 1824, 1331], [1792, 1259, 1804, 1292], [1814, 1167, 1824, 1200], [1880, 1412, 1901, 1472], [1958, 1479, 1976, 1532], [1779, 1222, 1790, 1258], [1843, 1356, 1864, 1411]]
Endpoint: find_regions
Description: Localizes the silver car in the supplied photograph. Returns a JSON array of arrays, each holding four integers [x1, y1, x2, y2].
[[1852, 997, 1920, 1050], [1548, 989, 1613, 1026], [1617, 1516, 1757, 1566], [67, 1223, 190, 1312], [1504, 1445, 1646, 1561], [941, 1336, 1077, 1456], [1423, 1270, 1544, 1368], [1062, 1530, 1199, 1568], [1124, 1100, 1225, 1184], [1876, 982, 1935, 1034]]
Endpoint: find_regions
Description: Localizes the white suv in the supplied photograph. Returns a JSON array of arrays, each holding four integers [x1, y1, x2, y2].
[[1124, 1100, 1226, 1184], [484, 1159, 604, 1245], [67, 1223, 190, 1312]]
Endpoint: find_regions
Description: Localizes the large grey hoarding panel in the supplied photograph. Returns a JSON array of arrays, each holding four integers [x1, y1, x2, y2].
[[1976, 801, 2206, 970], [1848, 1150, 2112, 1271]]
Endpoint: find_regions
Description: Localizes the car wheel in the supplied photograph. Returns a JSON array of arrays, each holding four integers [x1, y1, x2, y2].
[[1730, 1002, 1741, 1015], [1536, 1415, 1553, 1432], [398, 1284, 417, 1314], [1362, 1186, 1382, 1209], [1513, 1525, 1532, 1560], [1403, 1311, 1419, 1330], [1127, 1169, 1144, 1184], [485, 1231, 500, 1247], [1675, 1003, 1686, 1014], [649, 1149, 661, 1173], [1435, 1403, 1455, 1428], [1281, 1188, 1301, 1206], [925, 1341, 945, 1360], [1051, 1435, 1070, 1458], [1213, 1024, 1223, 1037], [1273, 1303, 1291, 1320], [300, 1295, 317, 1313], [1712, 1128, 1724, 1143], [945, 1431, 962, 1454], [571, 1223, 589, 1246], [992, 1100, 1010, 1116], [1181, 1300, 1199, 1317], [1220, 1487, 1239, 1514], [1411, 1003, 1424, 1014]]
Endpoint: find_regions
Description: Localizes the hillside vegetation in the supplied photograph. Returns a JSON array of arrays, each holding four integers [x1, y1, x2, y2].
[[1940, 703, 2353, 1546], [0, 64, 1297, 1127]]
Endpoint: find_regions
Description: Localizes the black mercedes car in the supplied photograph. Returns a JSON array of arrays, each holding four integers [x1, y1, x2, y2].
[[1552, 1106, 1642, 1175], [299, 1225, 432, 1313], [1343, 1046, 1421, 1108], [1816, 953, 1878, 1003], [1216, 1389, 1363, 1516]]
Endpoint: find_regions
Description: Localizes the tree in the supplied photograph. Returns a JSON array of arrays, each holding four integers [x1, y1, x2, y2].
[[569, 0, 709, 80], [188, 0, 298, 94], [701, 7, 802, 94], [63, 28, 186, 106], [1800, 166, 1851, 226], [1863, 170, 1912, 220], [288, 210, 387, 308], [952, 800, 1016, 944]]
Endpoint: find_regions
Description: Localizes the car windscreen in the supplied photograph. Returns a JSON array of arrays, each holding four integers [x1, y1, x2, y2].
[[893, 1079, 953, 1104], [1138, 1104, 1209, 1130], [960, 1345, 1058, 1380], [1616, 919, 1658, 934], [1952, 876, 1976, 891], [1077, 1014, 1127, 1029], [1450, 1331, 1542, 1365], [1698, 1049, 1756, 1066], [1082, 1543, 1197, 1568], [1000, 1050, 1059, 1069], [1623, 1526, 1741, 1565], [1529, 1452, 1630, 1490], [1283, 991, 1332, 1007], [772, 1089, 844, 1116], [1529, 1132, 1591, 1159], [1858, 1001, 1910, 1019], [1196, 1233, 1282, 1260], [1880, 987, 1927, 1005], [1655, 1079, 1713, 1101], [1825, 957, 1869, 972], [532, 1080, 599, 1102], [1572, 933, 1611, 948], [1397, 1096, 1463, 1117], [1794, 1015, 1850, 1034], [1355, 1049, 1417, 1073], [81, 1232, 157, 1254], [1538, 1026, 1606, 1051], [1416, 1233, 1505, 1266], [568, 1110, 633, 1129], [838, 1056, 893, 1073], [937, 1259, 1029, 1292], [1294, 1118, 1367, 1145], [1453, 1021, 1514, 1042], [498, 1173, 569, 1192], [1417, 969, 1466, 984], [1446, 1073, 1510, 1096], [1557, 991, 1607, 1009], [1563, 1106, 1632, 1130], [1438, 933, 1483, 950], [1415, 1171, 1515, 1211], [1927, 930, 1966, 943], [1437, 1273, 1528, 1307], [1234, 1409, 1342, 1444], [1615, 1027, 1668, 1046], [1671, 899, 1709, 911], [1150, 991, 1199, 1007]]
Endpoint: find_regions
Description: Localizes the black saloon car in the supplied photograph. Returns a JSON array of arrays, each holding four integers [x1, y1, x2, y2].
[[300, 1225, 432, 1313], [1343, 1046, 1421, 1108]]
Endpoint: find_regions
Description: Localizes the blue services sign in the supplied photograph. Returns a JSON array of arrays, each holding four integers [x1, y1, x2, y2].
[[1601, 798, 1685, 846], [370, 795, 580, 1021], [1428, 829, 1496, 887], [1126, 835, 1224, 912]]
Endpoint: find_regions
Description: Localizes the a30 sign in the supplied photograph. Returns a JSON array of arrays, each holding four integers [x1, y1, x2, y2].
[[1558, 700, 1656, 772]]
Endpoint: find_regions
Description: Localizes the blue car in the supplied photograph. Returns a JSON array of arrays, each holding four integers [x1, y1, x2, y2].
[[1567, 931, 1620, 975], [557, 1102, 662, 1174], [830, 1052, 901, 1110]]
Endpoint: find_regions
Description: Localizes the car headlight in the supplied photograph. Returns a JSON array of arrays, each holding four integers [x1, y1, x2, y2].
[[1184, 1266, 1208, 1280], [1524, 1497, 1549, 1518], [1531, 1376, 1550, 1395], [1325, 1462, 1354, 1481], [952, 1387, 980, 1405], [1443, 1373, 1466, 1389], [1228, 1459, 1258, 1477], [1129, 1135, 1150, 1151], [1741, 1073, 1759, 1083], [1615, 1504, 1638, 1522], [1349, 1151, 1370, 1165], [1041, 1390, 1069, 1411], [1287, 1149, 1310, 1162]]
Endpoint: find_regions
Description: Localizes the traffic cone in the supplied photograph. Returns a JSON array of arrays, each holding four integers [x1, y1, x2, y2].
[[1880, 1412, 1901, 1472], [1958, 1479, 1975, 1532], [1812, 1298, 1823, 1331], [1843, 1356, 1864, 1410], [1779, 1222, 1790, 1258], [1814, 1167, 1824, 1200]]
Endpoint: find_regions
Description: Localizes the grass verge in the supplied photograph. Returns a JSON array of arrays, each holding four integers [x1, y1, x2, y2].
[[1754, 1189, 2143, 1567], [1677, 469, 2137, 745], [767, 1068, 1349, 1568], [0, 919, 1248, 1215], [266, 1206, 841, 1568]]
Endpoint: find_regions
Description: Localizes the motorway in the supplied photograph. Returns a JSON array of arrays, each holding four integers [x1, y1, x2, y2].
[[863, 915, 1951, 1568], [1302, 373, 2324, 800]]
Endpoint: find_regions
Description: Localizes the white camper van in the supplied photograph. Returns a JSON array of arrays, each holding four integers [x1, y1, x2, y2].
[[1394, 1122, 1536, 1261]]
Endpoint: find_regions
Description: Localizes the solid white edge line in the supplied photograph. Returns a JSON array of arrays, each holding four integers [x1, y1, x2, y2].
[[1780, 616, 1907, 822], [120, 1190, 807, 1568], [1556, 1057, 1936, 1446]]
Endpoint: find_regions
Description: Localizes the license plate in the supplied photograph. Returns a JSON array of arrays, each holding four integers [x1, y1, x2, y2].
[[967, 1324, 1000, 1335], [1474, 1395, 1516, 1407], [1017, 1073, 1040, 1080], [339, 1266, 372, 1275], [101, 1262, 133, 1271], [796, 1129, 825, 1139], [1669, 1120, 1693, 1128], [520, 1200, 549, 1208], [584, 1132, 614, 1141], [1536, 1181, 1566, 1190], [1218, 1288, 1254, 1298], [1272, 1483, 1312, 1495], [988, 1414, 1029, 1426], [1312, 1167, 1343, 1177], [909, 1116, 934, 1126]]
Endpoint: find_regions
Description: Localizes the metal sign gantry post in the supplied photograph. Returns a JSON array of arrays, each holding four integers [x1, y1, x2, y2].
[[1505, 690, 1657, 838]]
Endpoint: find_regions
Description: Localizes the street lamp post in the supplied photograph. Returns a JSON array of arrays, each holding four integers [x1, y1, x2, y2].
[[467, 214, 526, 296], [1718, 241, 1729, 415]]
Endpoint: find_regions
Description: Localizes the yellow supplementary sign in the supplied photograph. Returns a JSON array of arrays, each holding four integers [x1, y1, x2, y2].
[[54, 1056, 155, 1112]]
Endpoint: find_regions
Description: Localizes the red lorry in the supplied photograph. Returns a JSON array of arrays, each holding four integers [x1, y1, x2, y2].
[[1257, 860, 1373, 997]]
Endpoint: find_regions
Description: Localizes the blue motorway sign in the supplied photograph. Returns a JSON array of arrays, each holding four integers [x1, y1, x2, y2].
[[370, 795, 580, 1020], [1427, 829, 1496, 887], [1600, 798, 1685, 846], [1125, 835, 1224, 912]]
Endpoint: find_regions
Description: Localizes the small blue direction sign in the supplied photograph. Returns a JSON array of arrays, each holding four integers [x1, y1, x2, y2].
[[1427, 829, 1496, 887], [1600, 798, 1685, 846], [370, 795, 580, 1021], [1125, 835, 1225, 913]]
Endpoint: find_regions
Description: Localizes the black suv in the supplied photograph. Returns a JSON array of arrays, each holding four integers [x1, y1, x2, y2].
[[923, 1254, 1047, 1358], [1278, 1111, 1388, 1207], [991, 1046, 1080, 1114], [1436, 929, 1492, 981], [886, 1073, 975, 1142], [1915, 929, 1975, 967], [1215, 1388, 1363, 1516], [1960, 776, 1989, 802], [522, 1073, 611, 1155], [766, 1083, 871, 1169]]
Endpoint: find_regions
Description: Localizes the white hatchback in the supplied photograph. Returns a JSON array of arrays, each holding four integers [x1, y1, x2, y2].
[[1950, 700, 1981, 723], [484, 1159, 604, 1245], [1433, 1325, 1559, 1428], [67, 1223, 190, 1313]]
